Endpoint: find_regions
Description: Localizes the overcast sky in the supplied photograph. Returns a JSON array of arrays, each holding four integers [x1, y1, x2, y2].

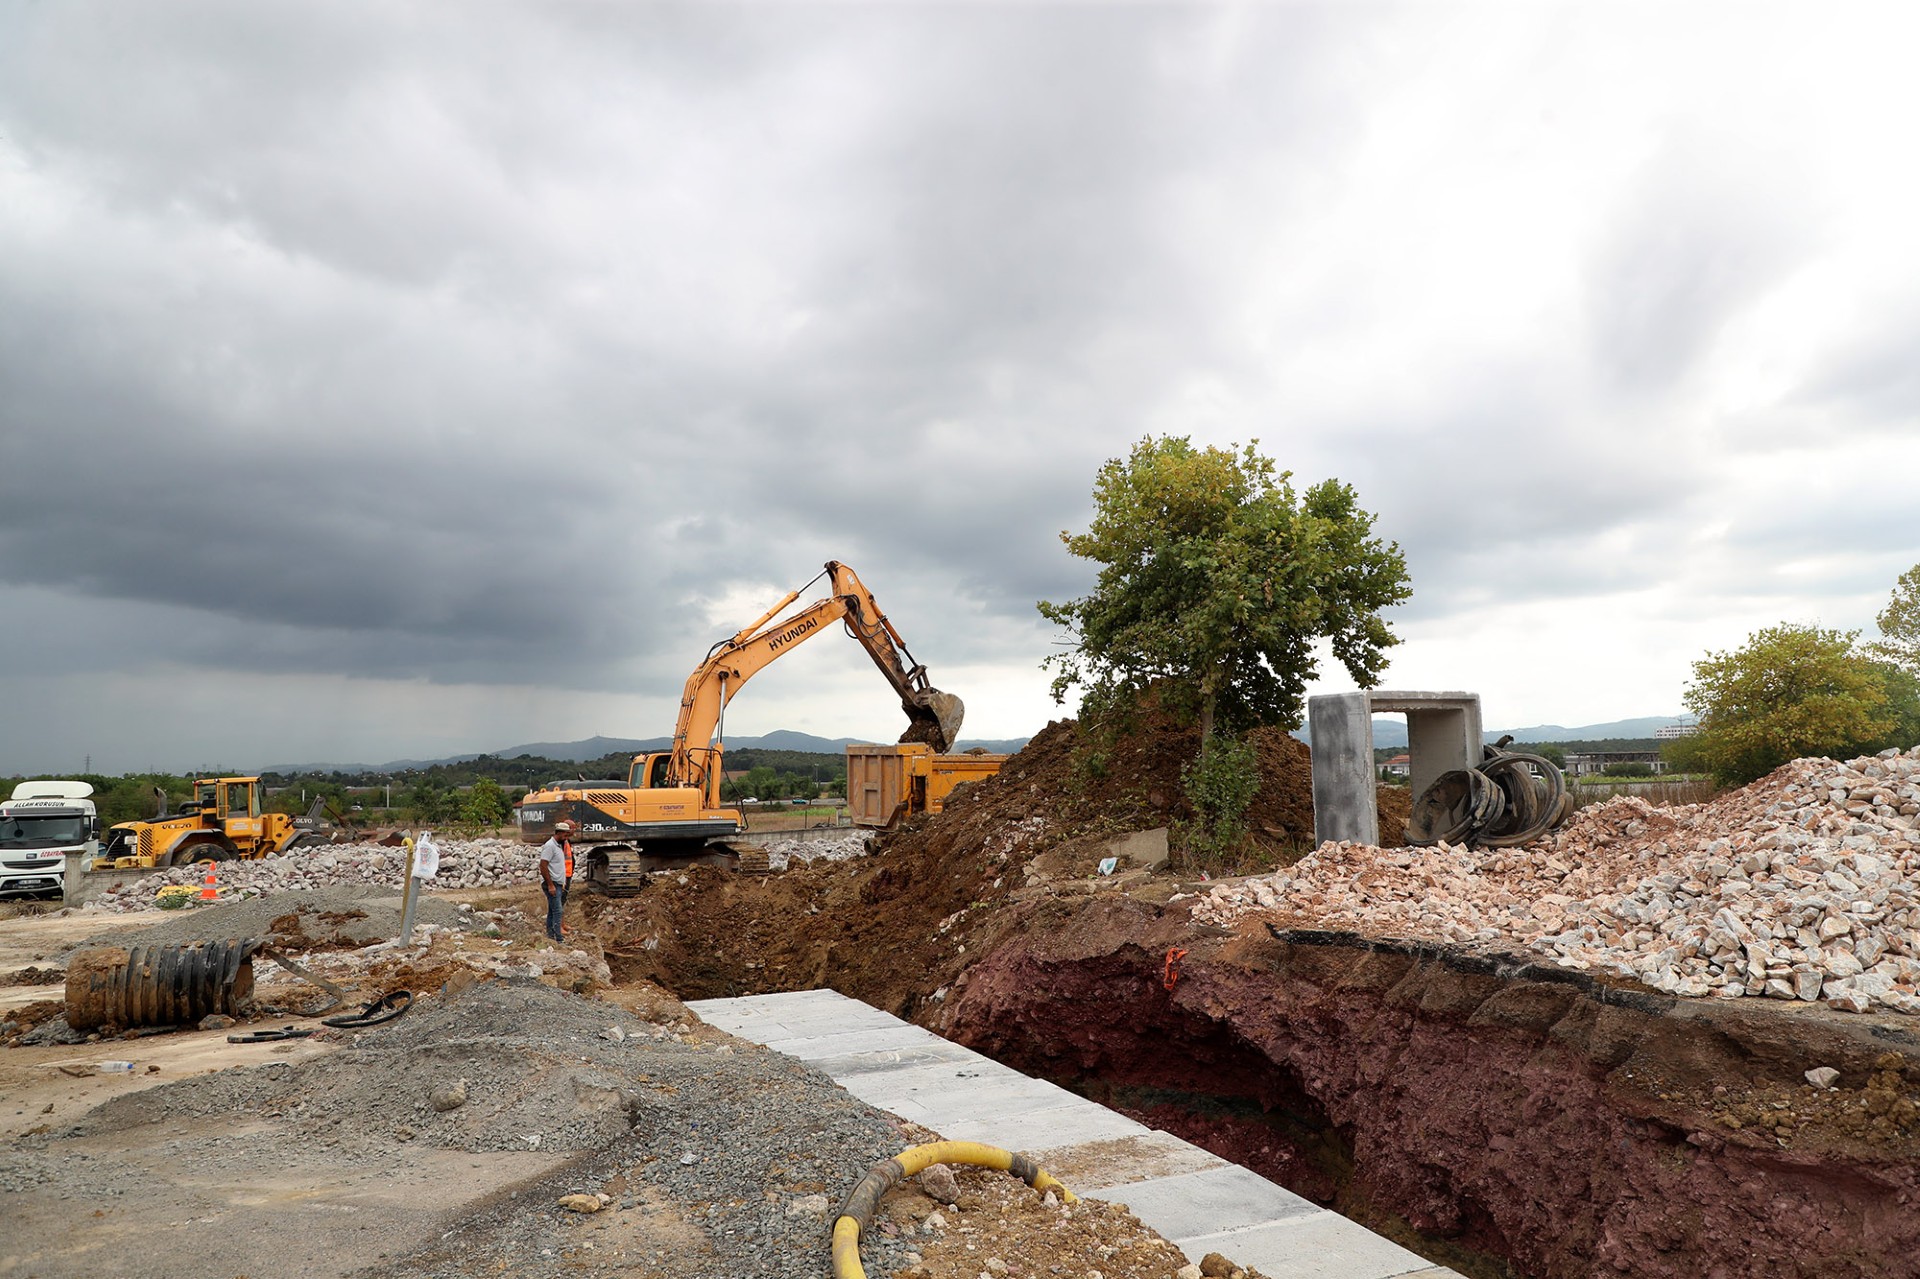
[[4, 2, 1918, 775]]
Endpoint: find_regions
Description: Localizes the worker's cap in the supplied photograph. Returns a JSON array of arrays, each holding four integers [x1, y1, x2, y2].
[[553, 820, 576, 833]]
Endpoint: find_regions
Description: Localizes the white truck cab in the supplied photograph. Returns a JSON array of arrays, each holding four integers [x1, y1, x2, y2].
[[0, 780, 97, 898]]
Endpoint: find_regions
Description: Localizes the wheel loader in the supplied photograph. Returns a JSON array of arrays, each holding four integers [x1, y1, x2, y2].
[[515, 561, 965, 894], [94, 776, 328, 869]]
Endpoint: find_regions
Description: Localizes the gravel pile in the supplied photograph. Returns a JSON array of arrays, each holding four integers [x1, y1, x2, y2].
[[39, 978, 926, 1278], [758, 828, 872, 869], [83, 830, 875, 914], [1193, 746, 1920, 1016], [83, 837, 540, 913], [79, 885, 476, 949]]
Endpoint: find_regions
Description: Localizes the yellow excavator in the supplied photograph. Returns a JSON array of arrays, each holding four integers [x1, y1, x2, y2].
[[514, 561, 964, 893]]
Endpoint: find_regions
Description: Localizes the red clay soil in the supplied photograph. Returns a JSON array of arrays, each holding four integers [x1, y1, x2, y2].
[[938, 894, 1920, 1279]]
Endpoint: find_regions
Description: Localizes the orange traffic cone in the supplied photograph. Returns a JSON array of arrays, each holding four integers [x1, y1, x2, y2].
[[199, 863, 218, 902]]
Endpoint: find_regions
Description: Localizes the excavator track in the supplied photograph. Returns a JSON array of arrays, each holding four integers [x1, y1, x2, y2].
[[581, 840, 775, 896]]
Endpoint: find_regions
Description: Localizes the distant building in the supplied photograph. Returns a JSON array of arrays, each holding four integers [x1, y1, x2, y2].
[[1382, 754, 1411, 778], [1564, 750, 1669, 777], [1654, 721, 1699, 740]]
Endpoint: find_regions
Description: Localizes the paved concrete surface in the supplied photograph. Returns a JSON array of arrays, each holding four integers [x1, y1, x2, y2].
[[690, 988, 1459, 1279]]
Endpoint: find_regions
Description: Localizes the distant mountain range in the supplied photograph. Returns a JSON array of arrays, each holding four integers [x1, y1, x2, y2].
[[266, 716, 1685, 775], [265, 730, 1034, 775]]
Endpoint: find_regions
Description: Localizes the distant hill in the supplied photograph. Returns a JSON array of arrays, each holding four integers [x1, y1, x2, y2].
[[265, 730, 1032, 775], [1365, 715, 1686, 750]]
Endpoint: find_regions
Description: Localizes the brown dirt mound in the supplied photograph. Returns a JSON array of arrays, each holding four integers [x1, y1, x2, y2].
[[585, 713, 1361, 1019]]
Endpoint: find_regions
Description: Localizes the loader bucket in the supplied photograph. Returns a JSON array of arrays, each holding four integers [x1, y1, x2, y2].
[[899, 689, 965, 754]]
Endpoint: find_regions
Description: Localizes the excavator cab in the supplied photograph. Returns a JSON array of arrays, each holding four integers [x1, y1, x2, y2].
[[628, 754, 674, 789]]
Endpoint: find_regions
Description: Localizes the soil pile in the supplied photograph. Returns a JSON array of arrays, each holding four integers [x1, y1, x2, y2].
[[962, 713, 1402, 859], [585, 714, 1379, 1020], [1195, 746, 1920, 1016]]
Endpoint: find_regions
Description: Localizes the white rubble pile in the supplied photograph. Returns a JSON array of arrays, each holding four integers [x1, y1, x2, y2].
[[757, 828, 873, 869], [1192, 746, 1920, 1017], [88, 836, 540, 913]]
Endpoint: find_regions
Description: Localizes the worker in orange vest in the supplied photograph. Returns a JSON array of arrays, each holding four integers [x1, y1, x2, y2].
[[538, 820, 575, 943]]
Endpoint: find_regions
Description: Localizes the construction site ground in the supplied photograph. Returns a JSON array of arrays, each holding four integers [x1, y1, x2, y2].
[[4, 713, 1920, 1279]]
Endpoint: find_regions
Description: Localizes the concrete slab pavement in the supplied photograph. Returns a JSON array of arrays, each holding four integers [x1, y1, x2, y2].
[[691, 988, 1458, 1279]]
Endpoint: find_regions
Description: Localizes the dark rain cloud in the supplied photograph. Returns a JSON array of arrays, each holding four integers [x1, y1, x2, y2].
[[1, 3, 1917, 770]]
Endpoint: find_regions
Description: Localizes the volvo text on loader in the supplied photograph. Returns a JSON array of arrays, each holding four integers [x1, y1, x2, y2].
[[514, 561, 964, 894]]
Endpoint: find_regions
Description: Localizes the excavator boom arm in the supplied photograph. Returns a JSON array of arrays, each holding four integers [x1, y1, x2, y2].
[[666, 562, 963, 803]]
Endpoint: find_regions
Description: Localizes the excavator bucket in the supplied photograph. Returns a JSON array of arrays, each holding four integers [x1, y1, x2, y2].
[[899, 690, 965, 754]]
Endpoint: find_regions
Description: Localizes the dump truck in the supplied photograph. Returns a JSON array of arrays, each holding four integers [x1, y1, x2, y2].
[[516, 561, 964, 893], [845, 743, 1007, 828], [95, 776, 326, 868], [0, 780, 98, 898]]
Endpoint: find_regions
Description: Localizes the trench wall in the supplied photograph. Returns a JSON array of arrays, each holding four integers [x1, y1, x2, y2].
[[936, 898, 1920, 1279]]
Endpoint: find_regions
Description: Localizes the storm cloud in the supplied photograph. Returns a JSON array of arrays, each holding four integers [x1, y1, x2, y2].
[[2, 2, 1917, 773]]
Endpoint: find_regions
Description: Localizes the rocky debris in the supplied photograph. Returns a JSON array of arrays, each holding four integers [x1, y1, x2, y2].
[[917, 1161, 961, 1205], [758, 828, 872, 869], [887, 1161, 1208, 1279], [83, 837, 541, 913], [1194, 746, 1920, 1015], [79, 831, 875, 915]]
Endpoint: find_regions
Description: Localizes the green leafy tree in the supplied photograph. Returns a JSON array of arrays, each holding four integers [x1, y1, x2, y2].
[[1873, 564, 1920, 672], [459, 778, 510, 829], [1678, 623, 1905, 786], [1039, 436, 1411, 741], [1531, 743, 1568, 769], [404, 779, 455, 825]]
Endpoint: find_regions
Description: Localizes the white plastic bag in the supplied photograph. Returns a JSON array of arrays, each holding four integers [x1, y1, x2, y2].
[[411, 831, 440, 879]]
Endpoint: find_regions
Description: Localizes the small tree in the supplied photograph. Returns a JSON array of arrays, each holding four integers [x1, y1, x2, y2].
[[1040, 437, 1408, 862], [1873, 564, 1920, 672], [1680, 623, 1902, 787], [1039, 437, 1411, 739], [459, 778, 510, 830]]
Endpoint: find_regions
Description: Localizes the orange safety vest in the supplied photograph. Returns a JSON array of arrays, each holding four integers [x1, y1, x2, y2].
[[562, 839, 573, 880]]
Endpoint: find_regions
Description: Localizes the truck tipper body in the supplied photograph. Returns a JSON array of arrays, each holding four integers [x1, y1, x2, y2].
[[0, 780, 97, 898], [845, 743, 1007, 828]]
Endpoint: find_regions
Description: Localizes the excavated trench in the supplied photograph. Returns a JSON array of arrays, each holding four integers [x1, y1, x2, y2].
[[937, 896, 1920, 1279], [598, 882, 1920, 1279]]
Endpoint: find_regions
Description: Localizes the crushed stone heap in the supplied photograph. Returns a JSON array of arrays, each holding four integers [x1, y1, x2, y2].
[[83, 836, 541, 912], [1193, 746, 1920, 1016], [81, 829, 875, 914]]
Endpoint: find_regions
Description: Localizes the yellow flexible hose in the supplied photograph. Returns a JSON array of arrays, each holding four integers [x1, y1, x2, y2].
[[831, 1141, 1077, 1279]]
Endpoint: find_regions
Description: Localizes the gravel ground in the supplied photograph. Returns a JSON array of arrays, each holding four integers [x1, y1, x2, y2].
[[10, 977, 931, 1278], [77, 885, 480, 952]]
